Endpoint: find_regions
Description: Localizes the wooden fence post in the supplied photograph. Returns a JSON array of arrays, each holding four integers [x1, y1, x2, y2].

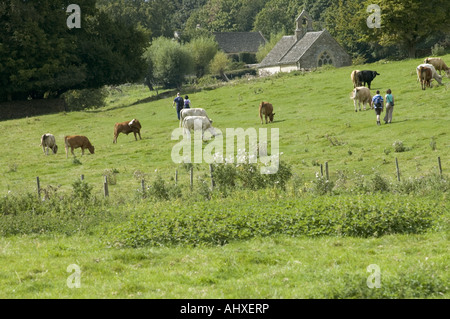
[[438, 156, 442, 177], [141, 179, 146, 197], [320, 164, 323, 177], [175, 169, 178, 185], [80, 174, 84, 181], [190, 167, 193, 191], [209, 164, 215, 191], [325, 162, 329, 181], [395, 157, 400, 181], [103, 176, 109, 197], [36, 177, 41, 199]]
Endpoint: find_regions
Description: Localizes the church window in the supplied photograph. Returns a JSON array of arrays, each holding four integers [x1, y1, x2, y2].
[[318, 52, 333, 67]]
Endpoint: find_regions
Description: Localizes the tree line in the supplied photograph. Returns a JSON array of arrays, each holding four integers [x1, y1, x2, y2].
[[1, 0, 449, 102]]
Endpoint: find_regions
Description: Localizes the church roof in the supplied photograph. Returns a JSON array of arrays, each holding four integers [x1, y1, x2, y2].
[[258, 31, 324, 68], [213, 32, 267, 54]]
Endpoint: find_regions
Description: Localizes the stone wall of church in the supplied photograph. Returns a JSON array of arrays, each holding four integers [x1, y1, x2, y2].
[[299, 33, 352, 69]]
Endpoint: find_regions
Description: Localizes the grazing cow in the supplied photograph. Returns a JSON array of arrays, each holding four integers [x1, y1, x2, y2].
[[182, 116, 218, 139], [64, 135, 95, 158], [424, 57, 450, 77], [113, 118, 142, 143], [357, 70, 380, 89], [259, 101, 275, 124], [179, 108, 212, 127], [416, 64, 442, 85], [40, 133, 58, 155], [418, 66, 432, 90], [351, 87, 372, 112], [351, 70, 361, 88]]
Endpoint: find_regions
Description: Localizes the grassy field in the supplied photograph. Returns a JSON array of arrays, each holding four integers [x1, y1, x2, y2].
[[0, 54, 449, 299], [1, 55, 449, 196]]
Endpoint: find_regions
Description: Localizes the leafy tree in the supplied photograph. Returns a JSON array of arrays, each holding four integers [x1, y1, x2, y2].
[[143, 37, 194, 89], [361, 0, 450, 58], [323, 0, 372, 62], [0, 0, 148, 102], [186, 36, 218, 77], [0, 0, 93, 100], [183, 0, 267, 34], [253, 0, 304, 37], [76, 10, 148, 89], [96, 0, 177, 40], [209, 51, 231, 81], [256, 31, 285, 62]]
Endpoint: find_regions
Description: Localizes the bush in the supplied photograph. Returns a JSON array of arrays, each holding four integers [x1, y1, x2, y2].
[[393, 140, 407, 152], [370, 173, 391, 193], [104, 168, 119, 185], [61, 87, 108, 111], [149, 174, 182, 201], [109, 195, 444, 247], [431, 43, 446, 56], [72, 179, 93, 200], [0, 192, 113, 236]]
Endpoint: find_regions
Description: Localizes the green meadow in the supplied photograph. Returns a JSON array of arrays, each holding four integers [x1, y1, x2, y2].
[[0, 55, 448, 298]]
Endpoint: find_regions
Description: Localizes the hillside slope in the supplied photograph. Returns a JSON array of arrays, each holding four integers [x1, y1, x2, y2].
[[1, 55, 449, 196]]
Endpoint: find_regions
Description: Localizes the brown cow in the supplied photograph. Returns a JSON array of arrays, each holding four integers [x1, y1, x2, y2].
[[113, 118, 142, 143], [419, 66, 432, 90], [259, 102, 275, 124], [64, 135, 95, 158], [424, 57, 450, 77], [351, 70, 361, 88]]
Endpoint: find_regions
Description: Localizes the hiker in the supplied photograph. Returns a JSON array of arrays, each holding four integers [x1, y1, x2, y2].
[[371, 90, 384, 126], [172, 92, 185, 120], [184, 95, 191, 109], [384, 89, 395, 124]]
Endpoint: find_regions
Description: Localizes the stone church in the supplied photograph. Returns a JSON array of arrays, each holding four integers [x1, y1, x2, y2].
[[258, 10, 352, 75]]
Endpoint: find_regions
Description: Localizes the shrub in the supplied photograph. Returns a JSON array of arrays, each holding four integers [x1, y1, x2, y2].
[[109, 195, 444, 247], [431, 43, 445, 56], [104, 168, 119, 185], [430, 136, 437, 151], [370, 173, 391, 193], [72, 179, 93, 200], [61, 87, 108, 111], [149, 174, 182, 201], [392, 140, 410, 153], [310, 173, 335, 195]]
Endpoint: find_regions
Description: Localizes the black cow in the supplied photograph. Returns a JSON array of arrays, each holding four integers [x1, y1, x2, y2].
[[357, 70, 380, 89]]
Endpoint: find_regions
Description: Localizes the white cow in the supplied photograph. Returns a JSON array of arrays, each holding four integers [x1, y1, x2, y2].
[[416, 64, 442, 85], [182, 116, 218, 139], [179, 108, 212, 127], [350, 86, 372, 112]]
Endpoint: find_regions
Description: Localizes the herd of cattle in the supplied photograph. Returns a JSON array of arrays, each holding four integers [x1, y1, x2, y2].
[[351, 57, 449, 112], [40, 118, 143, 157], [40, 102, 276, 156], [40, 57, 448, 156]]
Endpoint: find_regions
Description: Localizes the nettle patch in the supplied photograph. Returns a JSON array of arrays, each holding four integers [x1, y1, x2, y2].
[[108, 195, 445, 248]]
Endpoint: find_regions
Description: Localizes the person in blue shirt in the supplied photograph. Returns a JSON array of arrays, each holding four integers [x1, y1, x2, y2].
[[371, 90, 384, 126], [172, 92, 184, 120]]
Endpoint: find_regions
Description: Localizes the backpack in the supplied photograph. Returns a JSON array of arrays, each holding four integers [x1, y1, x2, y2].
[[373, 95, 382, 108]]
